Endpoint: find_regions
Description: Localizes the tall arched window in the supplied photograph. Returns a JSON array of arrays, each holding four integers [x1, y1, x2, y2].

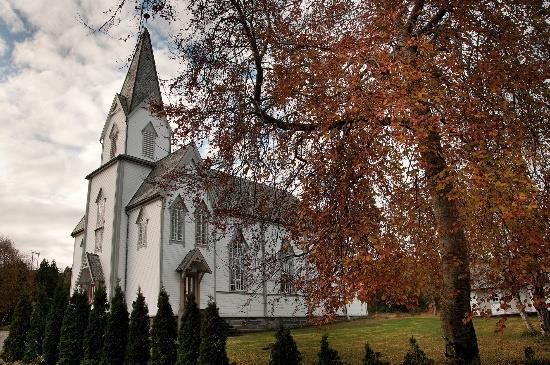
[[170, 195, 186, 243], [142, 122, 157, 159], [280, 242, 295, 294], [94, 189, 105, 253], [229, 233, 245, 291], [109, 125, 119, 159], [194, 202, 209, 246], [136, 208, 148, 250]]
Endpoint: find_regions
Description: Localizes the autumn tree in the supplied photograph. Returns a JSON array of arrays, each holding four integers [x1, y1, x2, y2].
[[0, 236, 33, 324], [99, 0, 549, 361]]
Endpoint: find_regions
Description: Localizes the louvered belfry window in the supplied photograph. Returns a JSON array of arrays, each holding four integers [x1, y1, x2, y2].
[[142, 130, 155, 159]]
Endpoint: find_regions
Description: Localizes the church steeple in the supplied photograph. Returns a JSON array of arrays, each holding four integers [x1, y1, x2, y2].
[[119, 28, 162, 114]]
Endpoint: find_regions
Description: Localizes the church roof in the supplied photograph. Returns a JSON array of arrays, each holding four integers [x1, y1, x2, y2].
[[127, 143, 196, 209], [71, 216, 85, 237], [119, 27, 162, 114], [126, 144, 298, 223], [77, 252, 105, 286], [176, 248, 212, 273], [86, 252, 105, 282]]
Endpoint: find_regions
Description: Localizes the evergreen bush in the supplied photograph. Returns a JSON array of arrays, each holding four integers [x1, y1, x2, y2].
[[82, 285, 108, 365], [42, 281, 69, 365], [125, 288, 151, 365], [23, 288, 51, 362], [0, 293, 32, 362], [176, 294, 201, 365], [315, 334, 343, 365], [101, 285, 129, 365], [151, 288, 177, 365], [269, 324, 301, 365], [402, 337, 435, 365], [57, 289, 90, 365], [523, 347, 544, 365], [198, 302, 229, 365], [362, 342, 388, 365]]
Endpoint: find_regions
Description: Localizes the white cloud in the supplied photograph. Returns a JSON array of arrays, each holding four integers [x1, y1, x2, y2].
[[0, 0, 180, 268], [0, 36, 5, 57]]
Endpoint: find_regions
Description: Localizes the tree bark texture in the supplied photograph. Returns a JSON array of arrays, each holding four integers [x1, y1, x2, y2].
[[533, 273, 550, 336], [420, 129, 480, 364]]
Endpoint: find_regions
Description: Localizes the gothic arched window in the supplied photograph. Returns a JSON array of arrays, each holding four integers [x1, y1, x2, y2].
[[109, 125, 119, 159], [142, 122, 157, 159], [229, 233, 246, 291], [136, 208, 148, 250], [194, 202, 209, 246], [170, 195, 186, 243], [280, 242, 295, 294]]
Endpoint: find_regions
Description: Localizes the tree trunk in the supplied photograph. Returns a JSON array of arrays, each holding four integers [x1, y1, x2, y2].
[[533, 274, 550, 336], [516, 293, 535, 334], [420, 129, 480, 364]]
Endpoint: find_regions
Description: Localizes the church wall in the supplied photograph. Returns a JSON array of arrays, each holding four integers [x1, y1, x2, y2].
[[126, 104, 170, 163], [70, 232, 85, 293], [85, 163, 118, 297], [101, 106, 127, 164], [126, 199, 162, 315], [116, 161, 154, 295]]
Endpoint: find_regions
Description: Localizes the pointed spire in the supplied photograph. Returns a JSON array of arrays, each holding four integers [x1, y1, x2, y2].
[[120, 27, 162, 113]]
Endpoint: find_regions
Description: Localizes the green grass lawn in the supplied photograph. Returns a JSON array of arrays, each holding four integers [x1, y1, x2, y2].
[[227, 314, 550, 364]]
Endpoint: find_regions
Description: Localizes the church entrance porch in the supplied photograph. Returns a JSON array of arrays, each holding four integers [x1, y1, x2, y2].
[[176, 248, 211, 316]]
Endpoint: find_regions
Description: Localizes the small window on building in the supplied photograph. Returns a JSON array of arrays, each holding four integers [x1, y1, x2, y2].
[[493, 293, 501, 303], [170, 195, 186, 243], [229, 233, 245, 291], [96, 189, 105, 229], [137, 208, 147, 250], [94, 228, 103, 253], [280, 242, 295, 294], [195, 202, 209, 246], [142, 122, 157, 159], [109, 125, 119, 159], [80, 240, 86, 266]]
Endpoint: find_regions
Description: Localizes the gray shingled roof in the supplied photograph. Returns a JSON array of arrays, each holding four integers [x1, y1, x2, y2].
[[120, 27, 162, 114], [126, 144, 298, 222], [86, 253, 105, 282], [71, 216, 85, 237], [127, 143, 195, 208], [176, 248, 211, 273]]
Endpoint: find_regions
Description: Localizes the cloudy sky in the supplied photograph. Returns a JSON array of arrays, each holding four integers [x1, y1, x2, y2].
[[0, 1, 182, 268]]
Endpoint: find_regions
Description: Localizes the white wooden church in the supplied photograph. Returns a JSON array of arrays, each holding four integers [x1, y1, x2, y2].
[[70, 29, 367, 327]]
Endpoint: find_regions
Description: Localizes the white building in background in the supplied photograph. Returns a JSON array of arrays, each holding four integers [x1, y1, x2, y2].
[[70, 28, 367, 328]]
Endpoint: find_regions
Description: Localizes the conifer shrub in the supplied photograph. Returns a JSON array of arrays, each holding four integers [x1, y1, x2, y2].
[[269, 324, 301, 365], [23, 288, 51, 363], [82, 285, 108, 365], [57, 289, 90, 365], [1, 293, 32, 362], [42, 281, 69, 365], [151, 288, 177, 365], [176, 294, 201, 365], [523, 347, 545, 365], [315, 334, 343, 365], [402, 337, 435, 365], [198, 302, 229, 365], [126, 288, 151, 365], [101, 285, 129, 365], [362, 342, 389, 365]]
